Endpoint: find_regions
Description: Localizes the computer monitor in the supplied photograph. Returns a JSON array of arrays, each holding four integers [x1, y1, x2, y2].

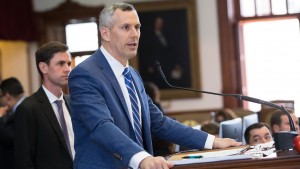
[[242, 114, 258, 145], [219, 118, 242, 142]]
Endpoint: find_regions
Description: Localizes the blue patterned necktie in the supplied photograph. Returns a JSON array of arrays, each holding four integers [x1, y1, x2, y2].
[[123, 68, 143, 147], [55, 100, 72, 157]]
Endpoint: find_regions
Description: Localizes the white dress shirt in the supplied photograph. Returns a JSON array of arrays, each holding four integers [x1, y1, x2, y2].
[[42, 85, 75, 160]]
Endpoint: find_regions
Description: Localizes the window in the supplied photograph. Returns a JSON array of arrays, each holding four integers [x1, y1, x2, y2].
[[217, 0, 300, 113], [288, 0, 300, 14], [239, 0, 300, 17], [35, 1, 103, 94], [35, 1, 102, 68], [65, 20, 99, 66], [240, 18, 300, 113], [66, 22, 98, 53], [74, 55, 91, 66], [238, 0, 300, 115]]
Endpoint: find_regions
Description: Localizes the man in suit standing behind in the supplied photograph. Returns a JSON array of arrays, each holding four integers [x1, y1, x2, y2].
[[14, 41, 74, 169], [0, 77, 26, 169], [68, 3, 241, 169]]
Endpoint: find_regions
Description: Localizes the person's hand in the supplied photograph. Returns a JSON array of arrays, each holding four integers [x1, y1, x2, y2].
[[212, 137, 242, 149], [0, 105, 9, 117], [139, 156, 174, 169]]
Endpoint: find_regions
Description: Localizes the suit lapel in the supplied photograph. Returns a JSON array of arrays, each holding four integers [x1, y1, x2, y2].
[[94, 50, 132, 124], [36, 87, 70, 155], [94, 49, 151, 148]]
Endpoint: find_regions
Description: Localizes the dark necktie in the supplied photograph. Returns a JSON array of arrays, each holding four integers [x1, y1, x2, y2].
[[55, 100, 72, 157], [123, 68, 143, 147]]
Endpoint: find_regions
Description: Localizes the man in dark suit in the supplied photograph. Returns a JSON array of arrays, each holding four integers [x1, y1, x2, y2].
[[68, 3, 241, 169], [14, 41, 74, 169], [0, 77, 26, 169]]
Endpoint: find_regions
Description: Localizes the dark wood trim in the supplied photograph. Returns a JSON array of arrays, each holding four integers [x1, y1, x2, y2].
[[237, 13, 300, 21], [217, 0, 243, 108]]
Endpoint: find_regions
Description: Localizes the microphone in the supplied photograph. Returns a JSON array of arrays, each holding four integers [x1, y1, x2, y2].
[[155, 60, 297, 150], [154, 60, 238, 97]]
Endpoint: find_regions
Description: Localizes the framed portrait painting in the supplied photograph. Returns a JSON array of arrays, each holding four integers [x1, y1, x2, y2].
[[131, 0, 201, 100]]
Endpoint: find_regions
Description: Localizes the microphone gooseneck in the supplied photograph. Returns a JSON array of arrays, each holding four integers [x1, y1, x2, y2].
[[154, 60, 237, 97], [154, 60, 296, 132]]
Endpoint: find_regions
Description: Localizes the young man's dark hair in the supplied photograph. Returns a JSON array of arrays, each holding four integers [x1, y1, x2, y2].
[[0, 77, 25, 169], [35, 41, 68, 79]]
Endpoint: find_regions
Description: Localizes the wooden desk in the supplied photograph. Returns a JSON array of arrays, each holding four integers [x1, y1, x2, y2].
[[168, 147, 300, 169]]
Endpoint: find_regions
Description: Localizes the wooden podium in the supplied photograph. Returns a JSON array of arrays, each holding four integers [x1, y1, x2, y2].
[[167, 147, 300, 169]]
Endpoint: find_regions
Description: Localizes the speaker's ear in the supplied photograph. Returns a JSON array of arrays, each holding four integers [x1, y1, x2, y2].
[[39, 62, 48, 74], [100, 27, 110, 42]]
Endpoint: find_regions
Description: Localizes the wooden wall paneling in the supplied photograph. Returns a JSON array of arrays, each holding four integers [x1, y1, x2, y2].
[[217, 0, 243, 108]]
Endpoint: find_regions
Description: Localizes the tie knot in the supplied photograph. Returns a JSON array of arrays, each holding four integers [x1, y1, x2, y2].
[[123, 67, 131, 78], [55, 100, 63, 108]]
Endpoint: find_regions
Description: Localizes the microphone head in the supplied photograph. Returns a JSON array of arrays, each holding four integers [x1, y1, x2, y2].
[[154, 60, 161, 68], [154, 60, 166, 79]]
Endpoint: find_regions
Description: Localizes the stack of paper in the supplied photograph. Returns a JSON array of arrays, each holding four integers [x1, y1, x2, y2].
[[170, 148, 252, 165], [169, 141, 276, 166]]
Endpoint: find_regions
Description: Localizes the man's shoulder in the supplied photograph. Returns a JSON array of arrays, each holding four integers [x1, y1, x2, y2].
[[74, 50, 101, 68], [18, 95, 37, 108], [18, 89, 45, 107]]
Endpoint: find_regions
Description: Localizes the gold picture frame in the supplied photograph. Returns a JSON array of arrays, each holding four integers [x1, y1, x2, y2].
[[0, 50, 2, 81], [130, 0, 201, 100]]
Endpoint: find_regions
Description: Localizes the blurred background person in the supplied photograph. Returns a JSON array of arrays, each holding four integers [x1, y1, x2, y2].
[[0, 98, 9, 119], [244, 122, 273, 146], [270, 109, 300, 135], [144, 81, 174, 156], [0, 91, 9, 169], [144, 81, 163, 112], [215, 108, 238, 124], [201, 121, 220, 138], [0, 77, 25, 169]]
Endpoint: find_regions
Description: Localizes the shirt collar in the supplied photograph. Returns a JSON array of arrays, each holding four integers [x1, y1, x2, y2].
[[42, 85, 64, 104], [100, 46, 128, 78]]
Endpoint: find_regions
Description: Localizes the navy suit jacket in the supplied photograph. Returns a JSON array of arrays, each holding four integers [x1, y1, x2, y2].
[[68, 49, 208, 169]]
